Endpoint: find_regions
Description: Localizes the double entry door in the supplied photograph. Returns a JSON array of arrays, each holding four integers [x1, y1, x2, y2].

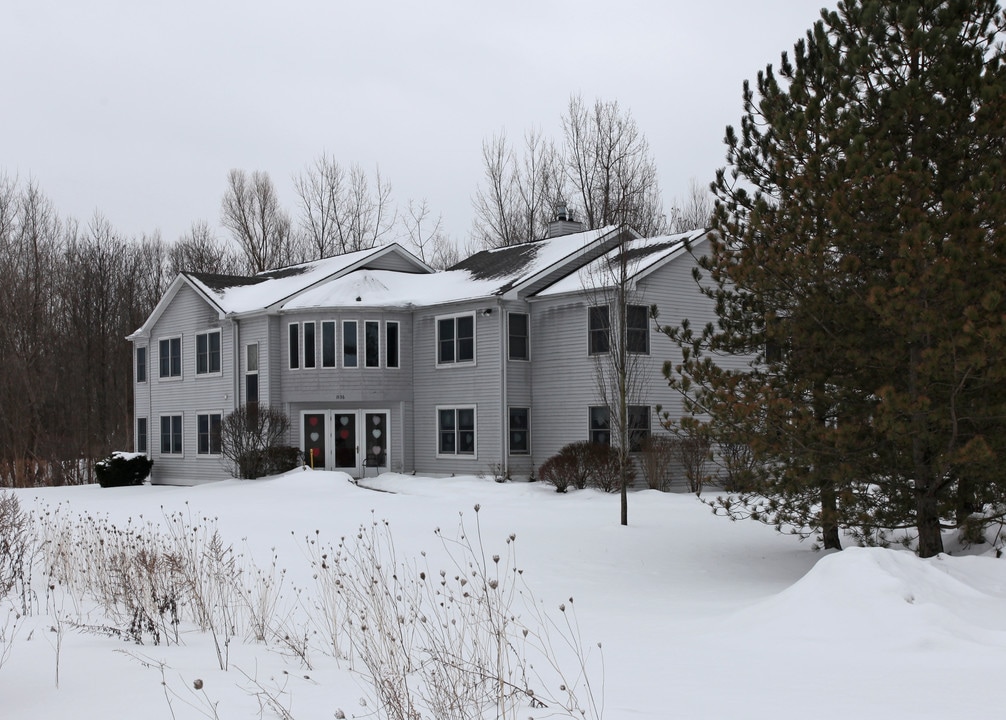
[[302, 409, 389, 476]]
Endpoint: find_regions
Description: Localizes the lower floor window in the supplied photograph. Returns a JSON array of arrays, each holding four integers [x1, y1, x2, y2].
[[588, 405, 650, 451], [160, 415, 182, 455], [438, 407, 476, 456], [136, 417, 148, 454], [627, 405, 650, 452], [508, 407, 529, 455], [197, 413, 222, 455], [589, 406, 610, 446]]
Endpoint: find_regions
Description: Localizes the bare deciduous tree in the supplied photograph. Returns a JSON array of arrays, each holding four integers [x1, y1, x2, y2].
[[221, 169, 295, 273], [293, 154, 395, 258], [169, 220, 243, 276], [471, 129, 561, 248], [402, 198, 460, 270], [562, 95, 667, 236], [668, 178, 714, 233]]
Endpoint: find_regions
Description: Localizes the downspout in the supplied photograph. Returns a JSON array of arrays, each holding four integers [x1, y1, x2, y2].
[[231, 316, 240, 413], [499, 298, 506, 474]]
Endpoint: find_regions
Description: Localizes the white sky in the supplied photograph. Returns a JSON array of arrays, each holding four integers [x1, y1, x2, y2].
[[3, 0, 829, 247]]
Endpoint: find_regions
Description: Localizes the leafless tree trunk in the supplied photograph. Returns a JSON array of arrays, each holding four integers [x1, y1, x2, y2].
[[221, 169, 295, 273], [586, 236, 647, 526]]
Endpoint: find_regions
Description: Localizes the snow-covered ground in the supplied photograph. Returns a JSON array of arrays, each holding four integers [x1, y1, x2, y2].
[[3, 471, 1006, 719]]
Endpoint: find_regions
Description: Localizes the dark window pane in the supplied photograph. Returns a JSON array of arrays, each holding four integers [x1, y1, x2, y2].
[[509, 407, 529, 454], [246, 374, 258, 403], [589, 406, 610, 446], [170, 338, 181, 377], [438, 318, 455, 363], [210, 414, 222, 455], [589, 307, 610, 354], [457, 316, 474, 362], [137, 417, 147, 454], [246, 343, 258, 372], [508, 313, 529, 360], [343, 321, 358, 367], [289, 324, 300, 369], [209, 332, 221, 372], [198, 414, 209, 454], [458, 408, 475, 453], [365, 321, 380, 367], [322, 322, 336, 367], [171, 415, 182, 454], [196, 333, 208, 374], [438, 409, 456, 454], [159, 339, 170, 377], [626, 305, 649, 354], [136, 346, 147, 383], [161, 416, 171, 453], [386, 322, 399, 368], [304, 322, 316, 368]]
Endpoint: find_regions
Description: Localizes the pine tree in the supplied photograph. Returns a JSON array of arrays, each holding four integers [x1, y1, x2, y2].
[[662, 0, 1006, 556]]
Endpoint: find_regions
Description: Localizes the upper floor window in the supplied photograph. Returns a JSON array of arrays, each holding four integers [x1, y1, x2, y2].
[[135, 346, 147, 383], [438, 313, 475, 365], [588, 306, 610, 355], [196, 330, 221, 375], [322, 321, 337, 367], [365, 321, 380, 368], [626, 305, 649, 354], [508, 313, 529, 361], [245, 343, 259, 408], [289, 324, 300, 369], [386, 321, 400, 369], [303, 321, 316, 369], [343, 320, 358, 368], [159, 337, 182, 378]]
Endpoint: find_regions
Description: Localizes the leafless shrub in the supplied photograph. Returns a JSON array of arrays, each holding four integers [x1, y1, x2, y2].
[[670, 435, 712, 495], [640, 435, 675, 491]]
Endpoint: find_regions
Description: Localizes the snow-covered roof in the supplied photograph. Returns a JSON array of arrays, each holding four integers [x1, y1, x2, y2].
[[533, 229, 709, 298], [185, 244, 433, 315]]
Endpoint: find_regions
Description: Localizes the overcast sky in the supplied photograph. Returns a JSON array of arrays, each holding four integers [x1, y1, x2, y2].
[[3, 0, 830, 249]]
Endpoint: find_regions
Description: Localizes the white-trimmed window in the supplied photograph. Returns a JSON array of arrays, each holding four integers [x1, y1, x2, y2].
[[386, 321, 400, 368], [365, 320, 380, 368], [289, 324, 300, 369], [508, 407, 529, 455], [626, 305, 649, 355], [196, 330, 221, 375], [303, 321, 317, 369], [136, 417, 148, 454], [437, 406, 476, 456], [508, 313, 529, 361], [437, 313, 475, 365], [589, 406, 610, 445], [322, 321, 337, 367], [158, 337, 182, 378], [245, 343, 259, 410], [197, 412, 222, 455], [160, 414, 183, 455], [588, 306, 610, 355], [343, 320, 358, 368], [136, 346, 147, 383], [628, 405, 650, 452]]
